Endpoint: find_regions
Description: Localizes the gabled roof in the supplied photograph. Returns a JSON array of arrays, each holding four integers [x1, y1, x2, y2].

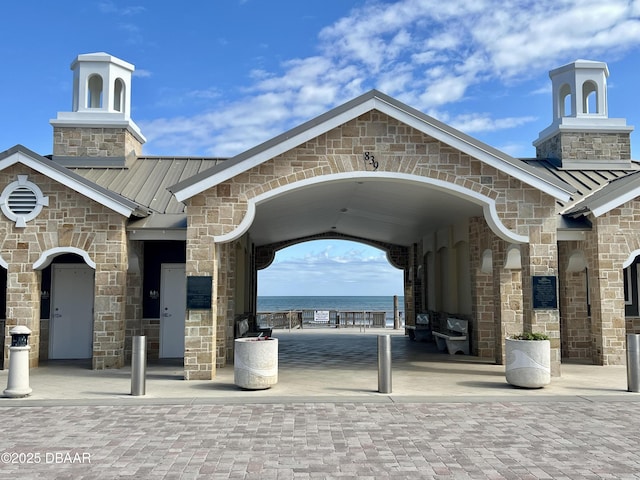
[[169, 90, 575, 203], [0, 145, 148, 217], [522, 158, 640, 214], [564, 169, 640, 218]]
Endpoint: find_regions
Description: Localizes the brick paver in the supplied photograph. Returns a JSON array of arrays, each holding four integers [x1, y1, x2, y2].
[[1, 400, 640, 479]]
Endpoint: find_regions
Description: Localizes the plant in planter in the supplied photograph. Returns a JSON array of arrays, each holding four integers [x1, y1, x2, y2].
[[505, 332, 551, 388]]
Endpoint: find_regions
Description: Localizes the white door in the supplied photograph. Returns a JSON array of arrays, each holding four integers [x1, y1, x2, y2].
[[49, 264, 94, 359], [160, 264, 186, 358]]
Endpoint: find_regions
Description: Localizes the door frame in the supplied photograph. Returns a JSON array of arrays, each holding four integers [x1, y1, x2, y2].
[[49, 263, 95, 359], [159, 263, 186, 358]]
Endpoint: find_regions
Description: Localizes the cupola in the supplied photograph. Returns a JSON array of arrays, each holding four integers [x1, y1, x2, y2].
[[50, 53, 146, 166], [533, 60, 633, 169]]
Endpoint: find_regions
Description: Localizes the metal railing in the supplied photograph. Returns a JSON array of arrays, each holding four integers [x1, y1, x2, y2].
[[256, 310, 388, 330]]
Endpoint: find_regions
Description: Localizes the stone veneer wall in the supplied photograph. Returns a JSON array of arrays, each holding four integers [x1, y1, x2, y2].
[[39, 318, 49, 362], [558, 241, 591, 360], [182, 209, 216, 380], [53, 127, 143, 158], [584, 199, 640, 365], [469, 217, 495, 359], [519, 204, 561, 375], [124, 240, 143, 364], [0, 163, 129, 369], [186, 111, 563, 379], [535, 131, 631, 161], [493, 239, 524, 365]]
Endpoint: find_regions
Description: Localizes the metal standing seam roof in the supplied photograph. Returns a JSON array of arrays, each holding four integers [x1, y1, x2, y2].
[[522, 158, 640, 215], [69, 156, 226, 215], [563, 168, 640, 217]]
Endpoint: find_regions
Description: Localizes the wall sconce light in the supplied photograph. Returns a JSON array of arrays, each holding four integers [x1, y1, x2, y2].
[[149, 290, 159, 300]]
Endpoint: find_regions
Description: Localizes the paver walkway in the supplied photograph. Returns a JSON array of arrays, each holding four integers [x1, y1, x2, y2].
[[2, 400, 640, 479], [1, 329, 639, 478]]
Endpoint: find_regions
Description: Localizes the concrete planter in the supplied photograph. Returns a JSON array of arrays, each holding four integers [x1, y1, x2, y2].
[[234, 337, 278, 390], [505, 338, 551, 388]]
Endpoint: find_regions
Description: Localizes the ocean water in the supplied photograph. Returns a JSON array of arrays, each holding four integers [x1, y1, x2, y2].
[[257, 295, 404, 326]]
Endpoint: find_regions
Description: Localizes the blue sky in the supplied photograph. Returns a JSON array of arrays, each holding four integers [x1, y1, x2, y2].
[[1, 0, 639, 296]]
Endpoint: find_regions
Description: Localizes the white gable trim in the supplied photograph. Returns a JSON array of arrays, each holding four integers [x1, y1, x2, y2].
[[174, 95, 572, 204], [590, 185, 640, 218], [371, 98, 572, 201], [174, 100, 376, 202], [213, 172, 529, 245], [0, 151, 136, 217]]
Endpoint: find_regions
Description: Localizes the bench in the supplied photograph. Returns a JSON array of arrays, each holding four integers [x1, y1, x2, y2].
[[235, 317, 272, 338], [406, 313, 432, 342], [432, 318, 469, 355]]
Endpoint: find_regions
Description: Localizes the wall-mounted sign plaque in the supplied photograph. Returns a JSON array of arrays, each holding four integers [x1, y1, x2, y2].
[[532, 275, 558, 309], [186, 276, 212, 310]]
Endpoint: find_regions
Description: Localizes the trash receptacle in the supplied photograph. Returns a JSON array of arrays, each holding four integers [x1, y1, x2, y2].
[[4, 325, 32, 398], [234, 337, 278, 390]]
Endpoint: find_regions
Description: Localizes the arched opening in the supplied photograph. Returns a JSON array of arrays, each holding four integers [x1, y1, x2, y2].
[[114, 78, 125, 112], [87, 74, 103, 109], [582, 81, 598, 114], [561, 250, 589, 360], [37, 252, 95, 361], [560, 83, 572, 117], [624, 255, 640, 318], [257, 239, 403, 328]]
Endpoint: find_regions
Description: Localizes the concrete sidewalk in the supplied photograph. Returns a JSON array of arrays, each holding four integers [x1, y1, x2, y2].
[[0, 328, 636, 405]]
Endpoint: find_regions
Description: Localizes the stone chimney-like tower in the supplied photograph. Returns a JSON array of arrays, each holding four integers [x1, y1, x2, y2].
[[50, 52, 146, 166], [533, 60, 633, 169]]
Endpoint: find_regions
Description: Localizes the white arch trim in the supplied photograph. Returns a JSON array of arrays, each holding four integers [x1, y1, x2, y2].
[[0, 255, 7, 269], [33, 247, 96, 271], [624, 249, 640, 269], [213, 172, 529, 244]]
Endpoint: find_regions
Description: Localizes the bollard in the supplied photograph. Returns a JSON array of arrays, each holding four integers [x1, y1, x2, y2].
[[131, 335, 147, 396], [378, 334, 392, 394], [4, 326, 32, 398], [627, 334, 640, 392]]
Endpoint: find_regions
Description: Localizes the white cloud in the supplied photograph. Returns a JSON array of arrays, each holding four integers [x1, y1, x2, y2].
[[133, 69, 152, 78], [450, 113, 538, 133], [141, 0, 640, 157], [258, 241, 403, 296]]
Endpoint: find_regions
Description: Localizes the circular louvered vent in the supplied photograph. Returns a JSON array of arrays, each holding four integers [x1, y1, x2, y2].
[[0, 175, 49, 227], [7, 186, 38, 215]]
